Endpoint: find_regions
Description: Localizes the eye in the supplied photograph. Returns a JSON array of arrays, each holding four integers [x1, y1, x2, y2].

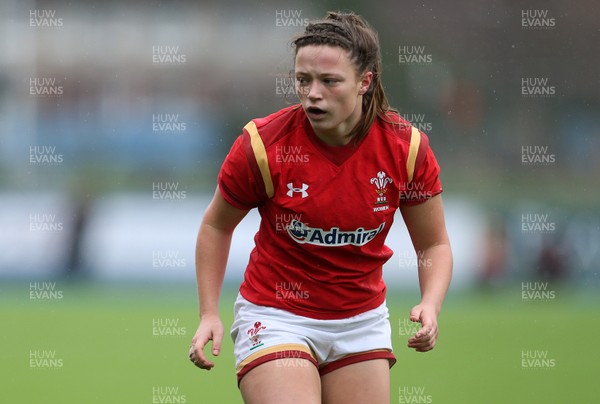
[[323, 78, 339, 85], [295, 77, 308, 85]]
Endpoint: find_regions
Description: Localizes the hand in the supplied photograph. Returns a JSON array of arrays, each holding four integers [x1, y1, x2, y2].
[[189, 314, 224, 370], [407, 303, 439, 352]]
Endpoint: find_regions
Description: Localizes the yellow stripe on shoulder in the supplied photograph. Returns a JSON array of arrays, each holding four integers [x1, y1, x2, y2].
[[244, 121, 274, 198], [406, 126, 421, 183]]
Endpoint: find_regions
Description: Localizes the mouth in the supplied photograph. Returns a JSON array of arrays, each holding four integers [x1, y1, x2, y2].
[[306, 106, 327, 119]]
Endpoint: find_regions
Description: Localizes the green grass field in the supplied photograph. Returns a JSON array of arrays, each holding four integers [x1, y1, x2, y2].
[[1, 282, 598, 403]]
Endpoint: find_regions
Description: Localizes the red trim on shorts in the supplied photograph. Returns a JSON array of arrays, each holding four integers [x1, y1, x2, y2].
[[318, 350, 396, 376], [237, 350, 318, 385]]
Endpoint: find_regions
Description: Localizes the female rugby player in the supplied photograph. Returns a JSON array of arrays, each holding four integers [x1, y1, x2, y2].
[[189, 11, 452, 404]]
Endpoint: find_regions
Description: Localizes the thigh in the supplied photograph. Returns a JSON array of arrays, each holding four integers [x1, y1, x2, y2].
[[230, 294, 321, 383], [240, 358, 321, 404], [320, 359, 390, 404]]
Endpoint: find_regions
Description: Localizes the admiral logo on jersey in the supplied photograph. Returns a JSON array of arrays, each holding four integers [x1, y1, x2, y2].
[[287, 219, 385, 247]]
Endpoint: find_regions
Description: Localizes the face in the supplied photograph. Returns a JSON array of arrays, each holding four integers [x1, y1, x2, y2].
[[295, 45, 372, 145]]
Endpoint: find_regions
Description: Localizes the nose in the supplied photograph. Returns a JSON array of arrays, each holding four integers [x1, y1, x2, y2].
[[306, 81, 323, 100]]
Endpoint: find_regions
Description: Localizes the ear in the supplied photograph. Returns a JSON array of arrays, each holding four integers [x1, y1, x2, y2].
[[359, 71, 373, 95]]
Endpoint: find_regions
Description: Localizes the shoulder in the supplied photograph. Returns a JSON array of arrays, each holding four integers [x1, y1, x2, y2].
[[373, 111, 413, 144], [374, 111, 431, 149], [245, 104, 305, 148]]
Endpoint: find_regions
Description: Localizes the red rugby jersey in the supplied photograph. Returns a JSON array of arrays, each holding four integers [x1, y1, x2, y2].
[[218, 104, 442, 319]]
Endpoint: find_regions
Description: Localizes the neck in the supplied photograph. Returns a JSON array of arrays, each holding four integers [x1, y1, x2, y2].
[[313, 130, 352, 146], [313, 104, 363, 146]]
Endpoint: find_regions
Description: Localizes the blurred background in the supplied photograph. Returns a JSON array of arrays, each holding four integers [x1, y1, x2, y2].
[[1, 0, 599, 403]]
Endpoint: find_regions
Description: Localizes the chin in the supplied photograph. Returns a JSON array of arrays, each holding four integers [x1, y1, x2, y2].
[[308, 119, 334, 132]]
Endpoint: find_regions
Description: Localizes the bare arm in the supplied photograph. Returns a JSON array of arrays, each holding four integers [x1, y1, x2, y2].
[[190, 186, 249, 369], [399, 194, 452, 352]]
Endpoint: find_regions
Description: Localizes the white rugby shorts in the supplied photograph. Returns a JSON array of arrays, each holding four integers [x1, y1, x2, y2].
[[230, 293, 396, 383]]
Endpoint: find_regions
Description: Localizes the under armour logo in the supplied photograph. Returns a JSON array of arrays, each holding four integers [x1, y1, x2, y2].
[[286, 182, 309, 198]]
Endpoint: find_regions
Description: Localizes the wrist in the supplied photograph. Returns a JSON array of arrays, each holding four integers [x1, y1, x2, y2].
[[200, 309, 220, 319], [418, 299, 442, 315]]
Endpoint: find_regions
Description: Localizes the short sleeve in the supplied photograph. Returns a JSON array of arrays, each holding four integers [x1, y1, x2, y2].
[[217, 134, 266, 210], [400, 133, 443, 205]]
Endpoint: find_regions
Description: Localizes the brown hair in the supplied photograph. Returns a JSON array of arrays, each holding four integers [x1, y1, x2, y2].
[[292, 11, 397, 143]]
